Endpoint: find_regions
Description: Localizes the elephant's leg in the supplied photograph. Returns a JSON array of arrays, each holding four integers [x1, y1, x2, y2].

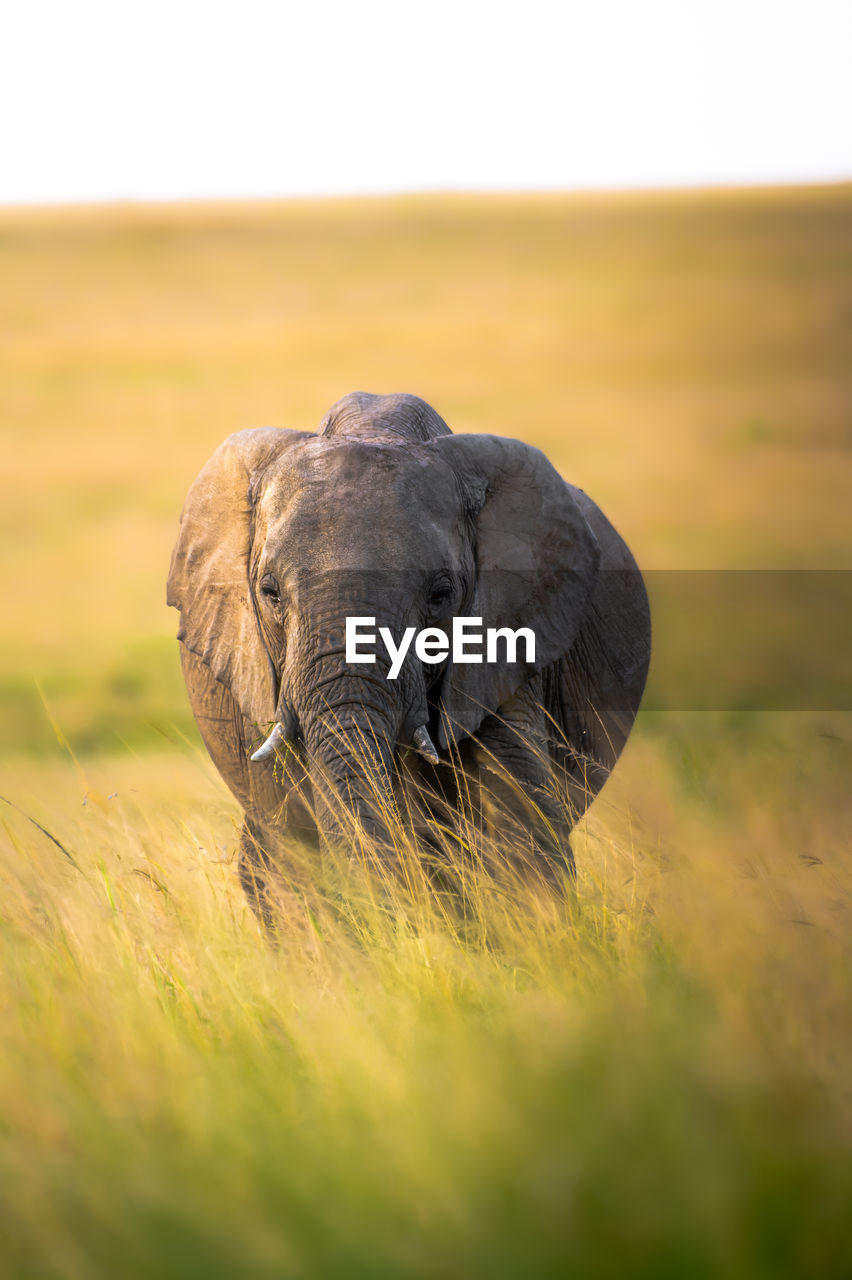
[[238, 815, 329, 942], [467, 681, 575, 884], [238, 819, 282, 936], [395, 753, 470, 891]]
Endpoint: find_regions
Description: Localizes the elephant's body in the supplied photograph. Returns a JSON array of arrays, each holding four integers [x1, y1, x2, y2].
[[168, 393, 650, 922]]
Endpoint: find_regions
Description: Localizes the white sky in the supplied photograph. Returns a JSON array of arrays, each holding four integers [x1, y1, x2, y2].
[[2, 0, 850, 204]]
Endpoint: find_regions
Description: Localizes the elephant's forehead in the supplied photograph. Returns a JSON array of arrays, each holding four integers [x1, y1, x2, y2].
[[265, 439, 461, 523]]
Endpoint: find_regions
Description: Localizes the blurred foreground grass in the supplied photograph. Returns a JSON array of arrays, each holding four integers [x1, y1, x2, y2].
[[1, 714, 850, 1278], [1, 186, 850, 1275]]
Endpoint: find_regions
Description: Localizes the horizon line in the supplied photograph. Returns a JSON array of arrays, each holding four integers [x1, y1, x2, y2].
[[1, 174, 851, 216]]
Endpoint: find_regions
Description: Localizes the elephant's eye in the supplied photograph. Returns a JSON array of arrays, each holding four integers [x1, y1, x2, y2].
[[259, 574, 280, 603], [427, 574, 454, 612]]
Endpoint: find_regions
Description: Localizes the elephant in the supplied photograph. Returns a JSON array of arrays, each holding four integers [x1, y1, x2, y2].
[[167, 392, 650, 926]]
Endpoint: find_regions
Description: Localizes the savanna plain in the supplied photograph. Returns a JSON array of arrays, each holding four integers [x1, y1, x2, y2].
[[1, 186, 850, 1278]]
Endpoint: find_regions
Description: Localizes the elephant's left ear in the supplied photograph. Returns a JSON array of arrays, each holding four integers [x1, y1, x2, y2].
[[167, 427, 311, 728], [431, 434, 600, 748]]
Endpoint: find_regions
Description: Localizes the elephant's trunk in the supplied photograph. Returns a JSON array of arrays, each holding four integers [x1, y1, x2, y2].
[[295, 658, 402, 853], [279, 585, 434, 854]]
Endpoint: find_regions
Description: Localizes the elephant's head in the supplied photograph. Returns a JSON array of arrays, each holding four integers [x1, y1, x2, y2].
[[168, 393, 599, 849]]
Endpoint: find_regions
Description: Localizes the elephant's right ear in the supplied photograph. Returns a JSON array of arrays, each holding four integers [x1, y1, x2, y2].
[[167, 428, 311, 727]]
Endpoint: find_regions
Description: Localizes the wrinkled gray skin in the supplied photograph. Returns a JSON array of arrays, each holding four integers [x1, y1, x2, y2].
[[168, 393, 650, 925]]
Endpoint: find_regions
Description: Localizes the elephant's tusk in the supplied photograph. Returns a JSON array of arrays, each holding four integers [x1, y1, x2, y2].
[[251, 721, 290, 762], [412, 725, 440, 764]]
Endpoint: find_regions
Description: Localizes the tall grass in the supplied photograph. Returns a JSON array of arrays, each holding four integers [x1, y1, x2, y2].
[[1, 711, 849, 1277]]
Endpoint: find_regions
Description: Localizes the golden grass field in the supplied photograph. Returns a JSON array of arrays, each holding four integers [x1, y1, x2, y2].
[[1, 185, 850, 1277]]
